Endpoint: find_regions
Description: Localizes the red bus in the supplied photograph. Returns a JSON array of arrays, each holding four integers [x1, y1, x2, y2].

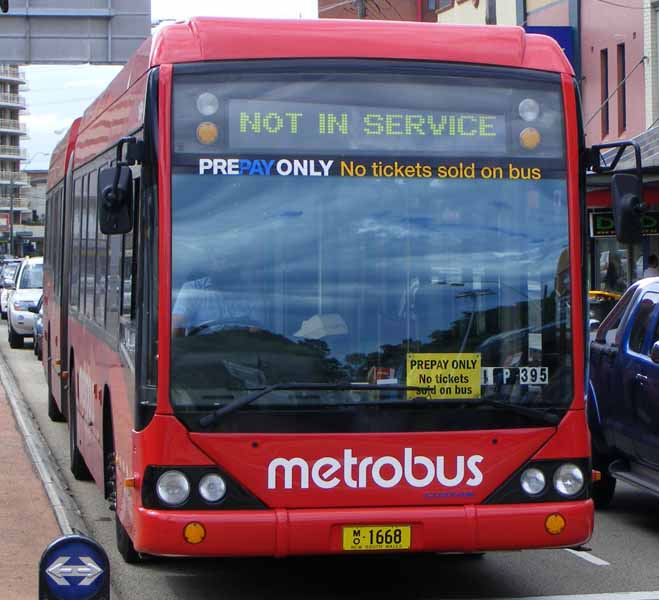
[[44, 17, 609, 562]]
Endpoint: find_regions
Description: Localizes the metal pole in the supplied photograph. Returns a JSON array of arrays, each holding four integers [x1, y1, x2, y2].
[[9, 174, 14, 257]]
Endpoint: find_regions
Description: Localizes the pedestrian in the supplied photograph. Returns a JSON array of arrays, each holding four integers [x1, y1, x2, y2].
[[643, 254, 659, 278]]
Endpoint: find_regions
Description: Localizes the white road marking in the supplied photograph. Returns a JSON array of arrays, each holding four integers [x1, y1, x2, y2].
[[454, 593, 659, 600], [564, 548, 611, 566]]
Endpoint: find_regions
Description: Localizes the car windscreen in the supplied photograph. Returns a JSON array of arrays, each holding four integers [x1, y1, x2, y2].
[[19, 263, 43, 289]]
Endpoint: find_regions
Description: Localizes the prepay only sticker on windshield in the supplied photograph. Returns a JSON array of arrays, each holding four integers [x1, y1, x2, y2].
[[406, 353, 481, 400]]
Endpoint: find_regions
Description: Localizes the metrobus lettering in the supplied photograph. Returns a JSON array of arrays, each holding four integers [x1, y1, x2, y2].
[[267, 449, 484, 490], [198, 158, 334, 176]]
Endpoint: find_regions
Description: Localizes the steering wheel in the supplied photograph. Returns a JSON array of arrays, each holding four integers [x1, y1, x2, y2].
[[186, 318, 263, 336]]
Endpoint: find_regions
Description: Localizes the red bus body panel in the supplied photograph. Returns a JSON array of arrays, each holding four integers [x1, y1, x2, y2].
[[44, 117, 81, 417], [55, 18, 592, 558]]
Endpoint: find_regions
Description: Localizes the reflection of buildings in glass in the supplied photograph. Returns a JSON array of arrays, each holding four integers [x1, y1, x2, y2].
[[554, 248, 570, 319]]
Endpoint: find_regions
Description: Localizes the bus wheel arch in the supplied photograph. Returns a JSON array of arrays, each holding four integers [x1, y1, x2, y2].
[[47, 327, 64, 422]]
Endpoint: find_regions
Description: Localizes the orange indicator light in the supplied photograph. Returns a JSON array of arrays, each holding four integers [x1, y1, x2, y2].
[[196, 122, 218, 145], [520, 127, 541, 150], [545, 513, 566, 535], [184, 522, 206, 544], [592, 470, 602, 482]]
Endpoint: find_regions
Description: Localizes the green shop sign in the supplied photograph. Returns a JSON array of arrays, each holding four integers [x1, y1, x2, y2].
[[590, 211, 659, 237]]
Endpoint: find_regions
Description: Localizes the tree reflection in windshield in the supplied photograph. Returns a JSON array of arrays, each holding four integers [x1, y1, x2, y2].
[[170, 174, 571, 410]]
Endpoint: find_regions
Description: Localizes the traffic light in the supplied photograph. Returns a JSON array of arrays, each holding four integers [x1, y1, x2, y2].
[[0, 0, 8, 13]]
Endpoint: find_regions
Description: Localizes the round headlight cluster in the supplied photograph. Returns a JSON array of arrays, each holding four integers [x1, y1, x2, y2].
[[520, 463, 585, 498], [520, 467, 546, 496], [155, 470, 227, 507], [553, 463, 585, 497], [156, 470, 190, 506], [199, 473, 227, 503]]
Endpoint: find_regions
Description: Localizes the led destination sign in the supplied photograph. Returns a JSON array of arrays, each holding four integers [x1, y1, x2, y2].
[[228, 99, 507, 155]]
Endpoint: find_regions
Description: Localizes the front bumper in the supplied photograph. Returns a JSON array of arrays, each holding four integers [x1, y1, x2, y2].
[[10, 310, 35, 335], [133, 501, 593, 557]]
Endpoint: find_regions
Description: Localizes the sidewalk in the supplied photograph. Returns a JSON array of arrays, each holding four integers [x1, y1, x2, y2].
[[0, 383, 59, 599]]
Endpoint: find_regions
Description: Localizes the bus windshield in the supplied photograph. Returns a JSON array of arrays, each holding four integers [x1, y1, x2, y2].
[[170, 64, 571, 430]]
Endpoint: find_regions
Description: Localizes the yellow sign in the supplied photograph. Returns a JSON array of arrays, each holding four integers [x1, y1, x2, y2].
[[342, 525, 411, 551], [406, 353, 481, 400]]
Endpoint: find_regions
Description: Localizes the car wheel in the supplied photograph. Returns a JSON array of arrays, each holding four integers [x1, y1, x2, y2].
[[8, 324, 23, 349], [592, 452, 616, 509], [68, 365, 92, 480]]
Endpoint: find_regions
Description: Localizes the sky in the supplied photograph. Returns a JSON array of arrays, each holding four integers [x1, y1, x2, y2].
[[21, 0, 318, 171]]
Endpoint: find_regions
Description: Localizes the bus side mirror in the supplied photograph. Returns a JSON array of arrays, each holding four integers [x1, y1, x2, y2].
[[611, 173, 644, 244], [98, 166, 133, 235]]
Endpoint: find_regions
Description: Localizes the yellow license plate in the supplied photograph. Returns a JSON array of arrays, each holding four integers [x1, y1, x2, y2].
[[342, 525, 411, 551]]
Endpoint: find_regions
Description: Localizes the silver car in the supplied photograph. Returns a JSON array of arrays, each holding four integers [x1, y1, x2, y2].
[[7, 257, 43, 349]]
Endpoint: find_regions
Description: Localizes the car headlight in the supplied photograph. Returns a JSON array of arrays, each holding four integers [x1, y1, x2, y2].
[[520, 467, 546, 496], [198, 473, 227, 503], [13, 300, 34, 311], [156, 470, 190, 506], [553, 463, 584, 497]]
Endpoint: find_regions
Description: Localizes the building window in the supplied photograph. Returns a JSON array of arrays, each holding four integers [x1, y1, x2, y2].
[[601, 49, 609, 137], [428, 0, 436, 9], [438, 0, 454, 11], [617, 43, 627, 134]]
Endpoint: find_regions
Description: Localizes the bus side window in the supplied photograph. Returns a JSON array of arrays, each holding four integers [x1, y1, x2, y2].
[[70, 178, 80, 309], [121, 176, 140, 319], [106, 234, 122, 337], [93, 167, 108, 327], [80, 175, 89, 315], [86, 171, 97, 320]]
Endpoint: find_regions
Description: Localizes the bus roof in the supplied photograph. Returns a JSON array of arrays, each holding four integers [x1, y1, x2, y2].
[[47, 117, 81, 191], [150, 18, 573, 75]]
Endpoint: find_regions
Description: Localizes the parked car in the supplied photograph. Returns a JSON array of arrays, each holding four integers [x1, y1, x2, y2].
[[588, 277, 659, 508], [0, 259, 22, 319], [7, 256, 43, 349], [30, 295, 43, 360]]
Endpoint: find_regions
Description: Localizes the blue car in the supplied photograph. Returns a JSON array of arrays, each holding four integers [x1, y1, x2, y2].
[[588, 277, 659, 508], [31, 295, 43, 360]]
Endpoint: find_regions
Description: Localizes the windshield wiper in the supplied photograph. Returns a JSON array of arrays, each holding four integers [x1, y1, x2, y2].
[[198, 383, 429, 427], [466, 397, 561, 425]]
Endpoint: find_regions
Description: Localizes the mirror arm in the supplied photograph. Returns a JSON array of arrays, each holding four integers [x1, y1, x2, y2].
[[590, 140, 642, 179], [109, 137, 136, 205]]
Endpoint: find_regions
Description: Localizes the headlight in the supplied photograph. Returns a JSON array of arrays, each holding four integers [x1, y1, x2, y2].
[[198, 473, 226, 503], [553, 463, 584, 497], [520, 467, 546, 496], [156, 470, 190, 506], [13, 300, 33, 311]]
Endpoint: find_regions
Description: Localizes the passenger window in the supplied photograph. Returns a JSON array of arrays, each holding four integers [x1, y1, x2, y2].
[[629, 293, 658, 353], [121, 177, 140, 319]]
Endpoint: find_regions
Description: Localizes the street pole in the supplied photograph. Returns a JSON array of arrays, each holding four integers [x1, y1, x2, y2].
[[9, 173, 14, 257]]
